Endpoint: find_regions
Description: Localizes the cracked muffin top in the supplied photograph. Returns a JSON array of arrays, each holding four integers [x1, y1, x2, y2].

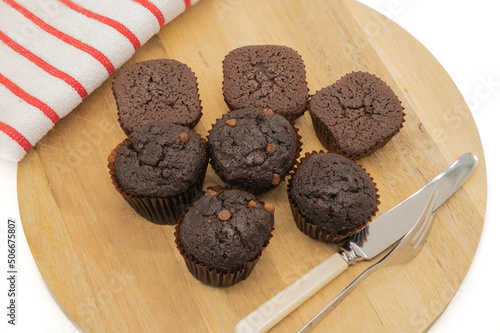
[[114, 123, 207, 197], [207, 107, 298, 193], [178, 189, 274, 271], [309, 71, 404, 157], [113, 59, 202, 135], [222, 45, 309, 120], [291, 152, 377, 234]]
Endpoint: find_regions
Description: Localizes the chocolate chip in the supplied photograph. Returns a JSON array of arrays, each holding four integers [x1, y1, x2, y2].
[[264, 203, 275, 213], [218, 210, 231, 221], [265, 143, 277, 154], [248, 200, 257, 208], [179, 132, 189, 143], [226, 119, 237, 127], [263, 108, 274, 115], [271, 173, 281, 185]]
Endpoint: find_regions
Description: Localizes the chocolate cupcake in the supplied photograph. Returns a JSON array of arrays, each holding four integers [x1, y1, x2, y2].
[[208, 107, 300, 193], [309, 71, 404, 159], [289, 152, 379, 243], [175, 188, 274, 287], [108, 123, 208, 224], [222, 45, 309, 120], [113, 59, 202, 135]]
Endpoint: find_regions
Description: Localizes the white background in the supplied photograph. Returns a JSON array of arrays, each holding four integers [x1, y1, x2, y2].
[[1, 0, 499, 332]]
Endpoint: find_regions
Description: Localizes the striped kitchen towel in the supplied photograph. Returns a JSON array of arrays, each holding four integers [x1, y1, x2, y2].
[[0, 0, 198, 162]]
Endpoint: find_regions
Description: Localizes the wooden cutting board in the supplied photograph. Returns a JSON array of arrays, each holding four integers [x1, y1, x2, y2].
[[17, 0, 487, 332]]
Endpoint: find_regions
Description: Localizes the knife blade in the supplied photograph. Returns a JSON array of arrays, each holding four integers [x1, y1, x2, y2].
[[235, 152, 478, 333], [340, 151, 478, 263]]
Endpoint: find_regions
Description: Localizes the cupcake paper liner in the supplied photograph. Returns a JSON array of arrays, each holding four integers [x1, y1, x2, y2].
[[207, 112, 303, 194], [309, 111, 406, 160], [174, 188, 274, 287], [107, 138, 208, 225], [287, 151, 380, 243]]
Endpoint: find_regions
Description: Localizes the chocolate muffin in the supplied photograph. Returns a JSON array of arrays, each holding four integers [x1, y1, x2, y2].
[[113, 59, 202, 135], [108, 123, 208, 224], [222, 45, 309, 120], [208, 107, 299, 193], [309, 71, 404, 159], [289, 152, 378, 243], [175, 189, 274, 287]]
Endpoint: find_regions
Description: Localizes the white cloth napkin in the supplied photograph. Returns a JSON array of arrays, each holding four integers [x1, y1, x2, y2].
[[0, 0, 198, 161]]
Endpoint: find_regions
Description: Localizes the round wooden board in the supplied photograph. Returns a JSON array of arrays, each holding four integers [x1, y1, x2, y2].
[[18, 0, 486, 332]]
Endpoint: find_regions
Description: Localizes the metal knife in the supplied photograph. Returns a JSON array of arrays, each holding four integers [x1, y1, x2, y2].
[[235, 152, 478, 333]]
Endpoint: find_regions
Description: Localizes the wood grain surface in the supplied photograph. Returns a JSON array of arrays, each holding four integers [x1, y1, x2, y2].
[[17, 0, 487, 332]]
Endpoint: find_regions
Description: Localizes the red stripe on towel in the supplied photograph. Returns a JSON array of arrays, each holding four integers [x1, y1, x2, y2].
[[58, 0, 141, 51], [133, 0, 165, 28], [0, 73, 60, 124], [0, 121, 32, 152], [0, 30, 88, 99], [3, 0, 115, 74]]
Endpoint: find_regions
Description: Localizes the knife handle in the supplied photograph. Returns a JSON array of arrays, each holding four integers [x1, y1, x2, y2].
[[235, 253, 348, 333]]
